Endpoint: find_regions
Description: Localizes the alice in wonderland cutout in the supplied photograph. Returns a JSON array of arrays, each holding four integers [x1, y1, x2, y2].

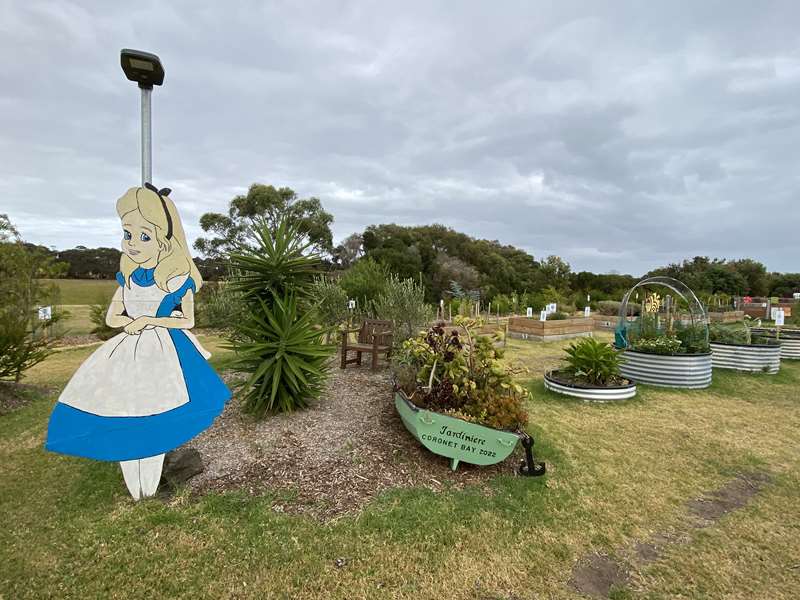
[[45, 185, 231, 499]]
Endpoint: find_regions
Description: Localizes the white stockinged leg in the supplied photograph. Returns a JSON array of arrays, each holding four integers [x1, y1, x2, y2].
[[138, 453, 165, 498], [119, 454, 165, 500], [120, 459, 143, 500]]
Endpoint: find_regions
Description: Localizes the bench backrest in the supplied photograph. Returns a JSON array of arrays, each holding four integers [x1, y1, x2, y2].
[[358, 319, 393, 346]]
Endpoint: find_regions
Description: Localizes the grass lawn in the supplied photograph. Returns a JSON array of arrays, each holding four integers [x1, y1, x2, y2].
[[41, 278, 118, 305], [1, 335, 799, 599], [37, 279, 118, 336]]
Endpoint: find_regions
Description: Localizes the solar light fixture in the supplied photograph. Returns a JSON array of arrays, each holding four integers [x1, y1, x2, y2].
[[120, 49, 164, 88], [120, 49, 165, 185]]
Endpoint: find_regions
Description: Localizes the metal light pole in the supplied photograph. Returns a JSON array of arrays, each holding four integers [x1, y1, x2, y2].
[[140, 86, 152, 185], [120, 49, 165, 185]]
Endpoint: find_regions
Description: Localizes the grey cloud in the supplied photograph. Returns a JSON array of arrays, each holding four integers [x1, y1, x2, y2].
[[1, 1, 799, 276]]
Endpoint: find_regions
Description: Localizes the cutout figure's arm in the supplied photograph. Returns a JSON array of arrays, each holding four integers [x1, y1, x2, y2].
[[106, 287, 133, 328], [135, 290, 196, 331]]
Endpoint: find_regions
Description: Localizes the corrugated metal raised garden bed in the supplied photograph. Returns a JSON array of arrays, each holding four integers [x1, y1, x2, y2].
[[544, 370, 637, 401], [751, 328, 800, 360], [710, 341, 781, 374], [620, 350, 712, 389]]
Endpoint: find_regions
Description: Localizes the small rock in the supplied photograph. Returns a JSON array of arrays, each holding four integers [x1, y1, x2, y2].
[[161, 448, 204, 487], [334, 557, 348, 568]]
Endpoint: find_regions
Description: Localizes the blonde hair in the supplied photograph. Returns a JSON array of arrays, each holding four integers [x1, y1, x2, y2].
[[116, 186, 203, 292]]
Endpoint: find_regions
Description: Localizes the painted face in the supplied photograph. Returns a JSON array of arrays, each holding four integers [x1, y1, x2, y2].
[[121, 209, 159, 265]]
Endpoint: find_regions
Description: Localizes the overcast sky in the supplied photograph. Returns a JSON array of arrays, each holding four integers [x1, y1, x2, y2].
[[1, 1, 798, 275]]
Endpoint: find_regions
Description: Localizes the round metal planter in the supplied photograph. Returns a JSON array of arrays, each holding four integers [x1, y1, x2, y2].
[[710, 342, 781, 374], [750, 328, 800, 360], [779, 337, 800, 360], [544, 371, 636, 401], [620, 350, 712, 389]]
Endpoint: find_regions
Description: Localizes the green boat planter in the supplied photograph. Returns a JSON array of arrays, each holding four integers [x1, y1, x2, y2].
[[394, 390, 544, 475]]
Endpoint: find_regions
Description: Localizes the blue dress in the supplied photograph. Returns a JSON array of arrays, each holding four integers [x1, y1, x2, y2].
[[45, 268, 231, 462]]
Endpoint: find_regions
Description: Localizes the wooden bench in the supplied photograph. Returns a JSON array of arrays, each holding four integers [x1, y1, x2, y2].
[[340, 319, 393, 370]]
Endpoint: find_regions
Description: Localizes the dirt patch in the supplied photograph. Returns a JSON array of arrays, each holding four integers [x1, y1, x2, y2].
[[687, 471, 772, 522], [569, 471, 772, 598], [568, 553, 630, 599], [186, 362, 526, 519]]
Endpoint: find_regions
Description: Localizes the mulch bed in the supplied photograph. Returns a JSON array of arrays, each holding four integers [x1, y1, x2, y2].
[[52, 334, 102, 348], [187, 361, 526, 520], [0, 382, 47, 414]]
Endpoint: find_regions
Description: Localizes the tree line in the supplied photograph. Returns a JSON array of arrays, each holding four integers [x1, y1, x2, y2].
[[10, 183, 800, 302]]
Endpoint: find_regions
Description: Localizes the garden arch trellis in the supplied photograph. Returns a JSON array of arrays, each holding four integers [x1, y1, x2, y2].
[[615, 276, 709, 349]]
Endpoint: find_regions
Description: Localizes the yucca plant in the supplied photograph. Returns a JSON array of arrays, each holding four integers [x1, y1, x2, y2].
[[234, 292, 331, 416], [228, 217, 333, 416], [229, 218, 320, 307], [562, 337, 622, 386]]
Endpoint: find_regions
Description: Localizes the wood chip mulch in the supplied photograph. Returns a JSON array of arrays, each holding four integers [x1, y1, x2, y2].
[[187, 361, 525, 520], [52, 334, 101, 348], [0, 382, 48, 414]]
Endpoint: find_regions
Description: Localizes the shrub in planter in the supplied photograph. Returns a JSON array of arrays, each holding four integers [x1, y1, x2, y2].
[[393, 318, 528, 431], [545, 337, 636, 400], [561, 337, 625, 386]]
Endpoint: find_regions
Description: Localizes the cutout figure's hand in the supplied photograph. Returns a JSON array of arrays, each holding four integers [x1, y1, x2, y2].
[[124, 317, 150, 335]]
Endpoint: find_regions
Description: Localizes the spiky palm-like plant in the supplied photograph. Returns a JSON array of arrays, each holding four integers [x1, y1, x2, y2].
[[228, 218, 333, 416], [233, 292, 331, 415]]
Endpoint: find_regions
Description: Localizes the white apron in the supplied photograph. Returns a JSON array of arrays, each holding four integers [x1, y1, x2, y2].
[[58, 275, 210, 417]]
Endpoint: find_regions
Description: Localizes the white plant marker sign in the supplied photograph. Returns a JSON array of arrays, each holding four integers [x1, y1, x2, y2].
[[539, 310, 547, 321], [771, 307, 779, 320], [526, 307, 533, 318], [38, 306, 52, 321], [584, 306, 591, 317], [776, 309, 785, 326], [348, 299, 356, 310]]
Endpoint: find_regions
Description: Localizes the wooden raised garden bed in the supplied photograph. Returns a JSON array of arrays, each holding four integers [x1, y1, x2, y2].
[[394, 390, 521, 471], [507, 316, 593, 342], [708, 310, 745, 324], [710, 341, 780, 374], [544, 370, 636, 401], [619, 350, 712, 389], [590, 314, 620, 331]]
